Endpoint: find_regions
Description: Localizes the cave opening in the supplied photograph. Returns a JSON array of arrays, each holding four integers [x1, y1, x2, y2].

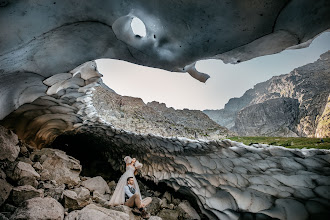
[[131, 17, 146, 38], [49, 128, 210, 219]]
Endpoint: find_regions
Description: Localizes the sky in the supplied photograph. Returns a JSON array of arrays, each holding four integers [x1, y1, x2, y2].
[[96, 31, 330, 111]]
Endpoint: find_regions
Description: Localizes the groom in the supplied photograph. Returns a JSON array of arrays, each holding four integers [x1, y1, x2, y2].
[[124, 177, 152, 219]]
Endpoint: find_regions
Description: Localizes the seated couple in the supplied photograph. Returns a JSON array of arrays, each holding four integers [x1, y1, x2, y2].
[[109, 156, 152, 219]]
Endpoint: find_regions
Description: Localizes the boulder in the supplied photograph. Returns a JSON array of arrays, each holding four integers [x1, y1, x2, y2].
[[109, 205, 136, 219], [30, 148, 81, 186], [62, 189, 91, 211], [65, 204, 129, 220], [0, 126, 19, 162], [178, 200, 201, 220], [33, 162, 43, 171], [10, 185, 43, 206], [149, 217, 162, 220], [157, 209, 179, 220], [11, 162, 40, 187], [92, 191, 108, 206], [0, 179, 12, 206], [0, 213, 9, 220], [81, 176, 110, 195], [146, 197, 162, 215], [10, 197, 64, 220], [42, 182, 66, 201]]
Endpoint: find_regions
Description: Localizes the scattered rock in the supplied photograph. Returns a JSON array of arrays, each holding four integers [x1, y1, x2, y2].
[[178, 200, 201, 220], [33, 162, 43, 171], [0, 213, 9, 220], [157, 209, 179, 220], [146, 197, 162, 215], [10, 162, 40, 187], [65, 204, 129, 220], [110, 205, 136, 219], [10, 185, 43, 206], [149, 217, 162, 220], [30, 148, 81, 186], [42, 182, 65, 201], [0, 179, 12, 206], [92, 191, 108, 207], [62, 189, 91, 211], [10, 197, 64, 220], [0, 126, 19, 162], [19, 145, 29, 158], [81, 176, 110, 195]]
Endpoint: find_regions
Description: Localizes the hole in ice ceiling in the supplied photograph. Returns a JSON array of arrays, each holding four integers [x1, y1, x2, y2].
[[131, 17, 146, 37]]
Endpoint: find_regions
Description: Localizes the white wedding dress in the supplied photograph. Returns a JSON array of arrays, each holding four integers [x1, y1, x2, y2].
[[109, 165, 142, 206]]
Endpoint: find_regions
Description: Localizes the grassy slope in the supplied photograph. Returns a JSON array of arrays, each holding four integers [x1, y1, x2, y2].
[[228, 137, 330, 149]]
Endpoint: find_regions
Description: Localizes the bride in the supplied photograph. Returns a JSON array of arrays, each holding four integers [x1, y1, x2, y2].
[[109, 156, 143, 206]]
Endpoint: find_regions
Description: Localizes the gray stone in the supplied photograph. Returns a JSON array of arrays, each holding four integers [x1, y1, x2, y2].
[[146, 197, 162, 215], [0, 213, 9, 220], [81, 176, 110, 195], [149, 217, 162, 220], [62, 189, 91, 210], [0, 179, 12, 206], [65, 204, 129, 220], [10, 185, 43, 206], [178, 200, 201, 220], [11, 162, 40, 187], [157, 209, 179, 220], [0, 126, 19, 162], [30, 148, 81, 186], [10, 197, 64, 220]]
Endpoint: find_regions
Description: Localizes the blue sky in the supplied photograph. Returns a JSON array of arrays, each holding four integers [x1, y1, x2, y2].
[[97, 31, 330, 110]]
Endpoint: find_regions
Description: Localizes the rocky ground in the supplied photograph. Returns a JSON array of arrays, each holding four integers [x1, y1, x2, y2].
[[92, 86, 234, 140], [0, 125, 201, 220], [204, 51, 330, 137]]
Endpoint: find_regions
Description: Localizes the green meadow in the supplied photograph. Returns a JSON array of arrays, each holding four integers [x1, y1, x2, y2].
[[228, 137, 330, 150]]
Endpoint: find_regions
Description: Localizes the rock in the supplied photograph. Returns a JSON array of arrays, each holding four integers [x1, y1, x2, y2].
[[162, 191, 172, 204], [81, 176, 110, 195], [178, 200, 200, 220], [62, 189, 91, 211], [107, 180, 116, 191], [0, 179, 12, 206], [39, 169, 51, 181], [149, 217, 162, 220], [157, 209, 179, 220], [0, 213, 9, 220], [10, 197, 64, 220], [92, 191, 108, 206], [33, 162, 43, 171], [10, 185, 43, 206], [0, 126, 19, 162], [11, 162, 40, 187], [30, 148, 81, 186], [43, 183, 66, 201], [109, 205, 136, 219], [65, 204, 129, 220], [19, 145, 29, 157], [146, 197, 162, 215], [0, 203, 16, 214]]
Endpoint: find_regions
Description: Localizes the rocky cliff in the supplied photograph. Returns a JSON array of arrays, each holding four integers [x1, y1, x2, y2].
[[204, 51, 330, 137], [92, 86, 232, 140]]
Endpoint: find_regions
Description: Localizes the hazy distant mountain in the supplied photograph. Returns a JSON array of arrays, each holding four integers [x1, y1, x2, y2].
[[204, 51, 330, 137], [92, 86, 234, 140]]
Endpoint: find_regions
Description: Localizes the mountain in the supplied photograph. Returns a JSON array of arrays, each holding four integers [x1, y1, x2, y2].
[[92, 86, 233, 140], [204, 51, 330, 137]]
